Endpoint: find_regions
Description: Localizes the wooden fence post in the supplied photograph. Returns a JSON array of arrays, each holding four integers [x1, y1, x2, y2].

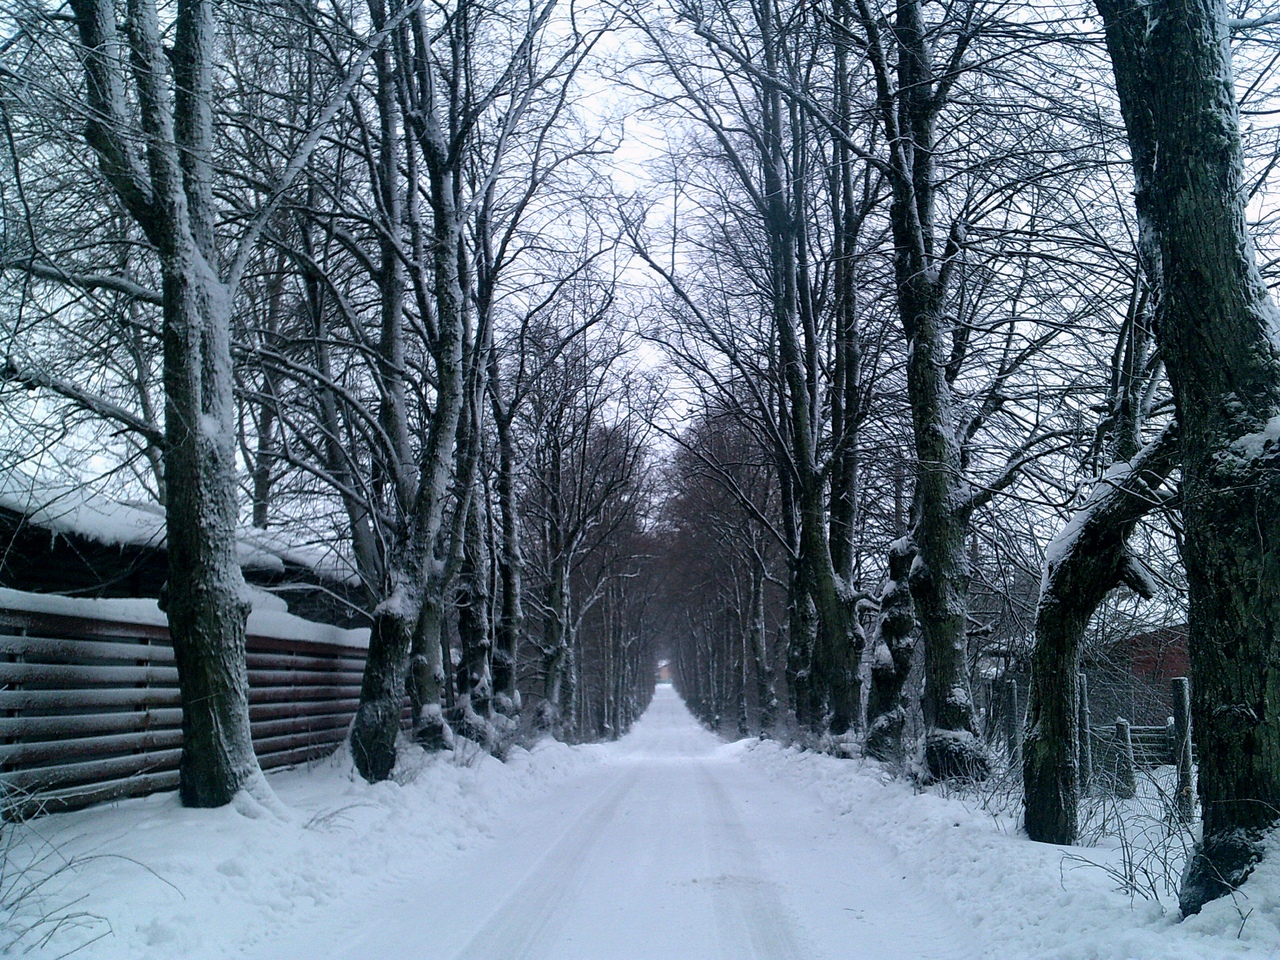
[[1077, 672, 1093, 795], [1005, 678, 1021, 767], [1172, 676, 1195, 822], [1115, 718, 1137, 800]]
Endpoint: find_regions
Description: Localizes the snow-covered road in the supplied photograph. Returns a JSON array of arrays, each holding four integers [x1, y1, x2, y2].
[[16, 684, 1278, 959], [263, 686, 981, 960]]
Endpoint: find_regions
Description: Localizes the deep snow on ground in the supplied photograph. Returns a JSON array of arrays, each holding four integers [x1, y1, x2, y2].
[[2, 736, 608, 958], [5, 686, 1279, 959], [743, 740, 1280, 959]]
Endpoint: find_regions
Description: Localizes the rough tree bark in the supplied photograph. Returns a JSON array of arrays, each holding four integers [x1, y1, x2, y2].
[[1023, 426, 1177, 844], [660, 0, 868, 736], [349, 0, 468, 779], [865, 536, 919, 763], [70, 0, 262, 806], [748, 559, 778, 732], [71, 0, 408, 800], [537, 424, 573, 729], [1097, 0, 1280, 913], [455, 477, 495, 738], [489, 369, 524, 714], [754, 0, 859, 735], [854, 0, 989, 779]]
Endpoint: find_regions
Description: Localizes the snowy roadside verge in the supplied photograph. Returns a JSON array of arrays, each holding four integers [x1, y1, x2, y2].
[[729, 739, 1280, 960], [3, 736, 607, 959]]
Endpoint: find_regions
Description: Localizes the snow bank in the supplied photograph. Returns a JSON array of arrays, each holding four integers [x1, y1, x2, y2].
[[733, 741, 1276, 959], [2, 738, 606, 959], [9, 686, 1273, 959]]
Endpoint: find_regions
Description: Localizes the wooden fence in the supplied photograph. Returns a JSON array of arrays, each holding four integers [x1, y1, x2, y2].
[[0, 598, 372, 818], [1089, 722, 1190, 767]]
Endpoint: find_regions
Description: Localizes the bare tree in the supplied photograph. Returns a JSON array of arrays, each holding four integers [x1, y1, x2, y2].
[[624, 0, 887, 734], [1022, 270, 1177, 845], [1098, 0, 1280, 913], [56, 0, 400, 805], [521, 327, 651, 730]]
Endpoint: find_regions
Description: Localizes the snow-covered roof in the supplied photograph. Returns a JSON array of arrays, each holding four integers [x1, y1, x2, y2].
[[0, 472, 166, 551], [0, 471, 360, 586]]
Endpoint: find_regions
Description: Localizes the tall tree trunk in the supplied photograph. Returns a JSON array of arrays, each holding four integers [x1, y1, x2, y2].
[[408, 589, 452, 749], [456, 483, 494, 729], [855, 0, 989, 779], [1023, 427, 1177, 844], [829, 0, 865, 585], [491, 406, 524, 713], [163, 258, 260, 806], [737, 588, 750, 737], [865, 536, 918, 763], [351, 164, 466, 781], [785, 576, 819, 728], [350, 6, 419, 779], [749, 561, 776, 732], [352, 597, 416, 780], [248, 256, 287, 530], [754, 0, 856, 735], [1098, 0, 1280, 912], [905, 293, 986, 779], [542, 556, 571, 727], [71, 0, 264, 807]]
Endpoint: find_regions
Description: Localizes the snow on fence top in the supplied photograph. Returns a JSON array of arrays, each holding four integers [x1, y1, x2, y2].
[[0, 586, 371, 650]]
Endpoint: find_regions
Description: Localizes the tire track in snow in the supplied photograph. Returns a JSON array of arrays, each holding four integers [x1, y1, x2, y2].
[[699, 764, 805, 960], [450, 767, 640, 960]]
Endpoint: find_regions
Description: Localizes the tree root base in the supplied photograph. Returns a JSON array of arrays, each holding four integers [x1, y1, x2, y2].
[[350, 700, 400, 782], [923, 729, 991, 783], [1180, 829, 1264, 917], [865, 710, 906, 764], [414, 712, 455, 752]]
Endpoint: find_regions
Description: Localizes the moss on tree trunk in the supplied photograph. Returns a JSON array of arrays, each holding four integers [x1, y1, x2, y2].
[[1098, 0, 1280, 913]]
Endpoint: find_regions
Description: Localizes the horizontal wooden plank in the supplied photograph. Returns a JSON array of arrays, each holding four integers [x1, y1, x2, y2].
[[0, 611, 172, 644], [0, 611, 368, 654], [4, 769, 182, 820], [251, 714, 351, 740], [0, 687, 183, 711], [0, 691, 391, 720], [248, 685, 362, 704], [0, 595, 392, 815], [247, 668, 364, 687], [0, 728, 184, 768], [247, 635, 368, 659], [1, 719, 354, 766], [0, 664, 359, 692], [2, 747, 182, 792], [0, 661, 180, 687], [254, 729, 346, 757], [0, 634, 176, 665], [245, 651, 365, 672], [258, 743, 342, 771], [249, 698, 361, 721], [0, 709, 183, 741]]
